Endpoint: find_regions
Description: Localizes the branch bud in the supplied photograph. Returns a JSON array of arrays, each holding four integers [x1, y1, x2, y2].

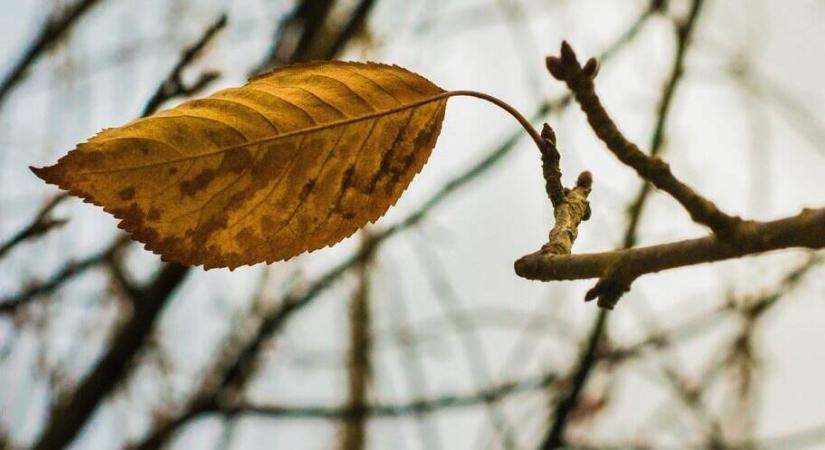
[[541, 123, 557, 145], [576, 171, 593, 189], [546, 56, 566, 80], [560, 41, 579, 67], [582, 58, 600, 79]]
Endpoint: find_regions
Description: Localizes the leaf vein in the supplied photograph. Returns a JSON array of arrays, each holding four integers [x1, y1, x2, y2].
[[73, 93, 448, 175]]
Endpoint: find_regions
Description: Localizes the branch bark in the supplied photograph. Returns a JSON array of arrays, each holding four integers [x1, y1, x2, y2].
[[546, 41, 742, 239], [0, 195, 68, 261], [516, 207, 825, 308], [0, 0, 104, 109], [226, 370, 559, 419], [340, 233, 375, 450], [31, 264, 189, 450], [27, 15, 228, 450]]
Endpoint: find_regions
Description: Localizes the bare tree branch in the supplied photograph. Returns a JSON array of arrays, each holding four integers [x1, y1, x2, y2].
[[31, 263, 189, 450], [339, 233, 375, 450], [546, 39, 742, 239], [535, 4, 710, 449], [0, 195, 68, 260], [0, 0, 104, 109], [140, 14, 226, 116], [0, 235, 128, 316], [26, 14, 229, 449], [3, 13, 226, 319], [537, 311, 608, 450], [516, 207, 825, 301], [323, 0, 377, 59], [623, 0, 707, 248], [226, 369, 559, 419]]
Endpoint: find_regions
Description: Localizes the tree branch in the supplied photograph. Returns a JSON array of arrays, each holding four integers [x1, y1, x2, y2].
[[140, 14, 227, 116], [533, 6, 707, 446], [225, 370, 559, 419], [516, 207, 825, 308], [123, 10, 657, 447], [0, 235, 128, 316], [27, 14, 229, 449], [0, 0, 104, 109], [0, 194, 68, 260], [31, 264, 189, 450], [623, 0, 706, 248], [339, 233, 375, 450], [545, 41, 743, 239], [542, 171, 592, 256]]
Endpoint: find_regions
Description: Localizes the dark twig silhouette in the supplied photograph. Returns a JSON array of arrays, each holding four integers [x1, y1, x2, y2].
[[0, 0, 104, 109]]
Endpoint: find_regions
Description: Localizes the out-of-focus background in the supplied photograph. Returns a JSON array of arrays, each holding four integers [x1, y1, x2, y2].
[[1, 0, 824, 449]]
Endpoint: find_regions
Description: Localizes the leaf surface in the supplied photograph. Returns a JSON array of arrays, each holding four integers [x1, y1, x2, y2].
[[33, 61, 447, 268]]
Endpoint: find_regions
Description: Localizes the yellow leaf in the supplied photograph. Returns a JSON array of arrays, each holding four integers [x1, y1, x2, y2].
[[33, 61, 448, 269]]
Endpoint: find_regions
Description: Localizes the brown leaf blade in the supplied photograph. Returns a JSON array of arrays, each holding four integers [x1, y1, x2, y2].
[[33, 61, 447, 269]]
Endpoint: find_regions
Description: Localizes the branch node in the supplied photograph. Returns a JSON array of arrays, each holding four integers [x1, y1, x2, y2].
[[541, 122, 557, 145], [585, 276, 633, 310], [560, 41, 579, 67], [539, 170, 593, 256], [540, 123, 565, 208], [545, 56, 566, 81], [582, 57, 600, 79], [544, 40, 742, 239]]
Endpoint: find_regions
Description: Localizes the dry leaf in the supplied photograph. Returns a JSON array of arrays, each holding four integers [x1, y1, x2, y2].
[[33, 61, 448, 269]]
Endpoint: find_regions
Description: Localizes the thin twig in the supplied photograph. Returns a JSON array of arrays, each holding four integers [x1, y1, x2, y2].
[[123, 10, 656, 447], [31, 263, 189, 450], [226, 370, 559, 419], [27, 15, 230, 450], [0, 194, 68, 260], [339, 233, 375, 450], [141, 14, 227, 116], [542, 172, 592, 256], [516, 207, 825, 307], [537, 311, 608, 450], [623, 0, 706, 247], [0, 235, 129, 315], [546, 41, 742, 239], [0, 0, 104, 109]]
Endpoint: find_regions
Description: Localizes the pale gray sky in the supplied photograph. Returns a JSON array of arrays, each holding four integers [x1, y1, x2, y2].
[[1, 0, 824, 449]]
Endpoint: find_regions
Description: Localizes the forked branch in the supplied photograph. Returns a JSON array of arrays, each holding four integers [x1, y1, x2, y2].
[[515, 42, 825, 309], [516, 207, 825, 308], [547, 41, 744, 239]]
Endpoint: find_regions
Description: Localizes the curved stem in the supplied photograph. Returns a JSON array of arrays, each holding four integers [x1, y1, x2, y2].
[[446, 90, 546, 151]]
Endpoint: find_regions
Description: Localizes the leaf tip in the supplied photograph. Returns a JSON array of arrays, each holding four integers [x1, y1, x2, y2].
[[30, 164, 60, 185], [30, 164, 46, 178], [560, 40, 578, 66]]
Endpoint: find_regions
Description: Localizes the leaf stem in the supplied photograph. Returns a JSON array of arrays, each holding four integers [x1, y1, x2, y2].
[[446, 90, 546, 151]]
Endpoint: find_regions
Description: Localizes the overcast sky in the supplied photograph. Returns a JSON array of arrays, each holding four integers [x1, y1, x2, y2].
[[1, 0, 824, 449]]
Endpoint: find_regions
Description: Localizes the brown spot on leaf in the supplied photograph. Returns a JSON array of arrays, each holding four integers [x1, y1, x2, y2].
[[148, 208, 162, 221], [180, 169, 216, 196], [118, 187, 136, 201], [300, 179, 316, 200], [221, 148, 253, 174], [30, 61, 448, 268], [340, 165, 355, 191]]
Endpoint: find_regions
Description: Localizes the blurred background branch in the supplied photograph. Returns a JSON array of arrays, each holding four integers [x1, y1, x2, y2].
[[1, 1, 824, 450]]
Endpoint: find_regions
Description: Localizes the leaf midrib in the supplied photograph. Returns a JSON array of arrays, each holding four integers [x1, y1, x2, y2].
[[76, 91, 449, 176]]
